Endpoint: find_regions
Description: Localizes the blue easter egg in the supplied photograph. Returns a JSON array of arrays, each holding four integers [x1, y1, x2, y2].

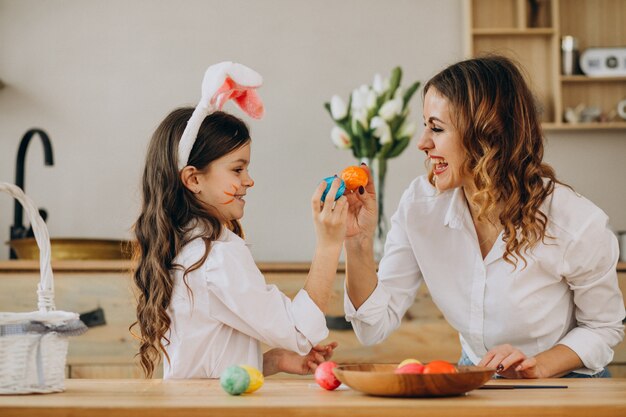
[[321, 177, 346, 201]]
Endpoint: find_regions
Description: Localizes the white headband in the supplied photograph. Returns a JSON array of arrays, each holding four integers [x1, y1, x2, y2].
[[177, 61, 264, 170]]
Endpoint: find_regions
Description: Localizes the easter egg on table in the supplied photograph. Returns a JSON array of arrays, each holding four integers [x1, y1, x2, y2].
[[240, 365, 264, 393], [315, 361, 341, 390], [220, 365, 250, 395], [397, 358, 422, 368], [340, 166, 368, 191], [394, 362, 425, 374], [422, 360, 457, 374], [321, 177, 346, 201]]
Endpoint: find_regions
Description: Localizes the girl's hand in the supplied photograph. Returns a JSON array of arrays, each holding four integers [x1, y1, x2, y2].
[[479, 344, 544, 379], [263, 342, 339, 376], [343, 165, 378, 241], [311, 179, 348, 247]]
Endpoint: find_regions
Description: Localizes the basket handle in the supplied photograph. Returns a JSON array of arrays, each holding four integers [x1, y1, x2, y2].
[[0, 182, 55, 312]]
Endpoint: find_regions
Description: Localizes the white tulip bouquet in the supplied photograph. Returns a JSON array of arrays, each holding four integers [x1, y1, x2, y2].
[[324, 67, 420, 259], [324, 67, 420, 160]]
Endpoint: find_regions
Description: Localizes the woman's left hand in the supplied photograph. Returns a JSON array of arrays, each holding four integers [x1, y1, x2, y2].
[[264, 342, 338, 376], [479, 344, 544, 379]]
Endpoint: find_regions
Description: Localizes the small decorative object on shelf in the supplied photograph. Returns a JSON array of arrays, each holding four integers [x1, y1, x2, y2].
[[617, 99, 626, 121], [561, 36, 580, 75], [324, 67, 420, 259]]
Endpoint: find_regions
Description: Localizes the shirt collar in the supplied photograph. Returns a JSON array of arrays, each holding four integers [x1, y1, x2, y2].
[[443, 187, 466, 229]]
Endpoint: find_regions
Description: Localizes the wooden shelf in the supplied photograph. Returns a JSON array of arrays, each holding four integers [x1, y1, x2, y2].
[[467, 0, 626, 130], [472, 28, 555, 36], [561, 75, 626, 83], [544, 122, 626, 131]]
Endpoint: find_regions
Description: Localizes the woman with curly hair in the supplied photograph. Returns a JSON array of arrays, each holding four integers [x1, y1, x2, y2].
[[343, 55, 625, 378]]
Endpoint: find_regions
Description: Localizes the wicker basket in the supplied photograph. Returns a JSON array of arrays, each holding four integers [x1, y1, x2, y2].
[[0, 182, 85, 394]]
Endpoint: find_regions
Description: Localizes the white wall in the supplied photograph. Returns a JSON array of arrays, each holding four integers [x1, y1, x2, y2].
[[0, 0, 624, 262]]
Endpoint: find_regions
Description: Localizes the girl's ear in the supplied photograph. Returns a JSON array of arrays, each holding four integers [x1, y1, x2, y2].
[[180, 166, 200, 194]]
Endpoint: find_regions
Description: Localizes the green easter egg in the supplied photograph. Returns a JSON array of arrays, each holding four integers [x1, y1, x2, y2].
[[220, 365, 250, 395]]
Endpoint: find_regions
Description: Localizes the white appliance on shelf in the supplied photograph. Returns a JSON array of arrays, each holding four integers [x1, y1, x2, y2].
[[579, 48, 626, 77]]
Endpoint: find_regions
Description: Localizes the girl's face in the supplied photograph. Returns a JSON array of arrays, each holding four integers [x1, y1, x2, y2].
[[417, 88, 468, 192], [195, 143, 254, 222]]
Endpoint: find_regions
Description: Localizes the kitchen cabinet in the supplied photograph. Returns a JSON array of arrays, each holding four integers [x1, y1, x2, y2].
[[466, 0, 626, 131], [1, 261, 625, 378]]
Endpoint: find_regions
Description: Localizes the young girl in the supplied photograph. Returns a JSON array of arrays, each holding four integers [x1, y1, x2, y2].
[[132, 62, 347, 379]]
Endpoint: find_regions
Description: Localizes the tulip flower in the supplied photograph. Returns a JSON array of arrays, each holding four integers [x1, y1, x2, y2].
[[331, 126, 351, 149], [398, 120, 417, 138], [366, 90, 377, 110], [351, 84, 369, 111], [371, 116, 392, 144], [378, 97, 403, 121], [330, 95, 348, 120], [372, 74, 389, 96], [352, 108, 369, 131]]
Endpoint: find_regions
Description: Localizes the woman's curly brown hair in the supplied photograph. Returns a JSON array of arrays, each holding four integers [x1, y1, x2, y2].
[[130, 109, 249, 377], [424, 55, 566, 266]]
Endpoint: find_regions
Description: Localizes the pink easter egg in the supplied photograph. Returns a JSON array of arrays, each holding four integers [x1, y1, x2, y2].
[[314, 361, 341, 391]]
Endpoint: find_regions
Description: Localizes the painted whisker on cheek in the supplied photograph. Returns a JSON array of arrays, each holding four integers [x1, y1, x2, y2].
[[221, 184, 238, 205]]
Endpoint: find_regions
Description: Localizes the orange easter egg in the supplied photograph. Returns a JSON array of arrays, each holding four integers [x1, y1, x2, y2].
[[340, 166, 368, 191]]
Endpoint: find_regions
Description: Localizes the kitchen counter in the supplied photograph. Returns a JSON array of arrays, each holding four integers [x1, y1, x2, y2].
[[1, 260, 625, 272], [1, 378, 625, 417], [0, 260, 345, 272], [1, 261, 625, 378]]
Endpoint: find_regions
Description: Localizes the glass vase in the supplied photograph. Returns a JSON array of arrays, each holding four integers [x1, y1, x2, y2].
[[361, 156, 389, 261]]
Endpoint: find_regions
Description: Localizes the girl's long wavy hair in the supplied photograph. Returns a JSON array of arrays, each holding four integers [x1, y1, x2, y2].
[[130, 108, 250, 377], [424, 55, 565, 267]]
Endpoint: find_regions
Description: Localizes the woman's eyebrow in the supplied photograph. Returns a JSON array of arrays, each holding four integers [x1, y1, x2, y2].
[[428, 116, 447, 125]]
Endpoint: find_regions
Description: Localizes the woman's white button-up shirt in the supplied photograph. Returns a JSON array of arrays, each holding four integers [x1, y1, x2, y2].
[[164, 229, 328, 379], [345, 176, 625, 374]]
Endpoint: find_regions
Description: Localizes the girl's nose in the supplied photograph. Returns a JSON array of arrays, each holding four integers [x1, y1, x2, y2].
[[243, 173, 255, 188]]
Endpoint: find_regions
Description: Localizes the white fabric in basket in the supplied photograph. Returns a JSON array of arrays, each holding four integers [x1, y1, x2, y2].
[[0, 311, 78, 325]]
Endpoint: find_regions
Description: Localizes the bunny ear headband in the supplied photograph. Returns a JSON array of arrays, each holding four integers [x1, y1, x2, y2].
[[177, 61, 264, 170]]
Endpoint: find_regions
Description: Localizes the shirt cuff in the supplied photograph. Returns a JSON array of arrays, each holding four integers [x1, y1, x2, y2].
[[291, 289, 329, 346], [558, 327, 614, 372], [344, 281, 391, 326]]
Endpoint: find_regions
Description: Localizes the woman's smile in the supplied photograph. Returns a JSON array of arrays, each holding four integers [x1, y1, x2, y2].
[[430, 156, 449, 176]]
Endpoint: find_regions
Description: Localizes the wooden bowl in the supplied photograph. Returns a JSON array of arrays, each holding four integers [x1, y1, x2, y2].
[[333, 363, 495, 397]]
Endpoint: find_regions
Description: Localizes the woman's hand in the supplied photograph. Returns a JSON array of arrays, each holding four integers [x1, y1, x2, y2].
[[479, 344, 545, 379], [311, 178, 348, 248], [263, 342, 338, 376], [343, 165, 378, 241]]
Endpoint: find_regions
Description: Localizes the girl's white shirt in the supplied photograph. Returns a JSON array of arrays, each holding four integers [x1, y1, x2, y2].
[[345, 176, 625, 375], [164, 228, 328, 379]]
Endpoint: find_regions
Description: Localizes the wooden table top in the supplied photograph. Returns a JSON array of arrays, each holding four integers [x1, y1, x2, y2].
[[1, 378, 625, 417]]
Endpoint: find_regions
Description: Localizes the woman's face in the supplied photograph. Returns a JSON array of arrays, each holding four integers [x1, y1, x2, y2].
[[194, 142, 254, 222], [417, 88, 468, 192]]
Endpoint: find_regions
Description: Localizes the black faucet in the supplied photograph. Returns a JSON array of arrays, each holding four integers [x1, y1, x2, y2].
[[10, 129, 54, 259]]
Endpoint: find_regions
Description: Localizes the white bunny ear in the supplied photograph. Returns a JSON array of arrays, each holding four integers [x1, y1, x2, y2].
[[224, 63, 263, 87], [198, 61, 233, 107], [177, 62, 264, 170]]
